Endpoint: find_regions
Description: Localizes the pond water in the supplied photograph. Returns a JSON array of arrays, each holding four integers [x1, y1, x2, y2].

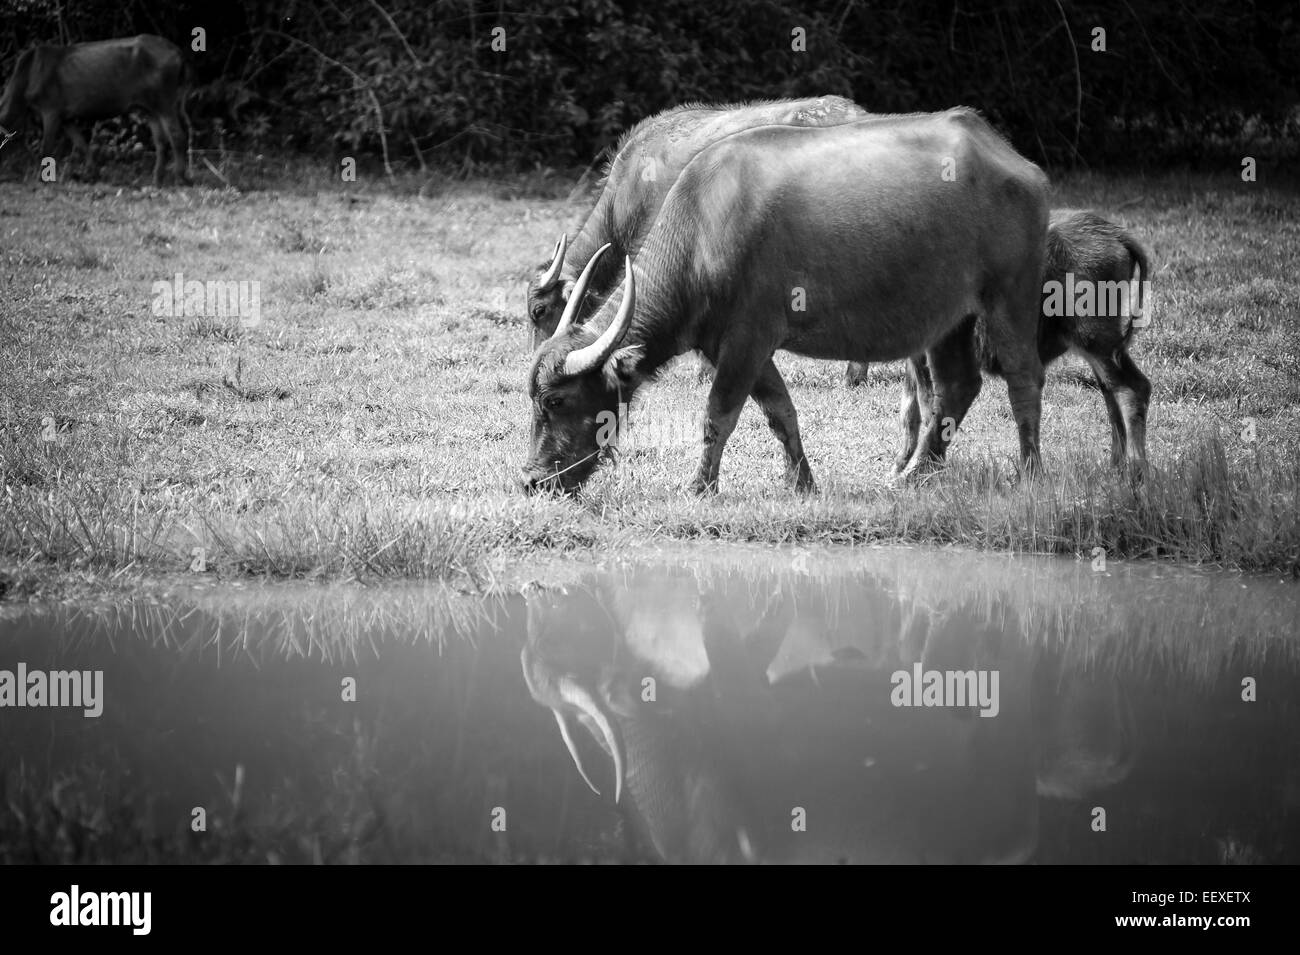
[[1, 546, 1297, 864]]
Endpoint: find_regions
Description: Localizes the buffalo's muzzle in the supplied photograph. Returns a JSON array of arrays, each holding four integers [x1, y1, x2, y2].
[[519, 469, 562, 495]]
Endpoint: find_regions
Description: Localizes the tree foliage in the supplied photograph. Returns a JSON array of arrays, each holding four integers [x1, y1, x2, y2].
[[1, 0, 1295, 170]]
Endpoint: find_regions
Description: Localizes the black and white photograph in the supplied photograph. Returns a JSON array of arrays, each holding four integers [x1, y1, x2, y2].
[[0, 0, 1296, 920]]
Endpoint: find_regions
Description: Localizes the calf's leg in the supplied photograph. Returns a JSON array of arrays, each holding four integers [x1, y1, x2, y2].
[[1084, 347, 1151, 472], [1083, 357, 1129, 467]]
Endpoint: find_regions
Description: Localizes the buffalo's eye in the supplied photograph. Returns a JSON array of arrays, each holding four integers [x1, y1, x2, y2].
[[542, 393, 564, 410], [531, 304, 547, 320]]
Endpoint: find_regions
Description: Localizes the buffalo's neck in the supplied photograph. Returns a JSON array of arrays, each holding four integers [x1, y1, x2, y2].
[[565, 203, 626, 294], [612, 236, 700, 382], [629, 324, 684, 380]]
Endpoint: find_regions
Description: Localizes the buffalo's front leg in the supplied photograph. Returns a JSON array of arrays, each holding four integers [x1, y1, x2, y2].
[[38, 112, 64, 171], [691, 352, 766, 495], [895, 357, 929, 473], [750, 359, 814, 492], [844, 361, 870, 388]]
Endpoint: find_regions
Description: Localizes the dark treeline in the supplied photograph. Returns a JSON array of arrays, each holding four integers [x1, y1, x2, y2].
[[2, 0, 1296, 172]]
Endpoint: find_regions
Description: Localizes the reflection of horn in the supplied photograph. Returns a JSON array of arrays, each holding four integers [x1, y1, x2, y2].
[[559, 676, 625, 804], [553, 709, 602, 796], [537, 234, 568, 291], [521, 621, 625, 804]]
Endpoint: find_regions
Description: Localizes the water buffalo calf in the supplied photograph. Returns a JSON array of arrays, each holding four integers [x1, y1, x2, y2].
[[896, 210, 1153, 473]]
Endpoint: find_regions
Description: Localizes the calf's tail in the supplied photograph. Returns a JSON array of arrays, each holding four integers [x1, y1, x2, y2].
[[1120, 231, 1152, 340]]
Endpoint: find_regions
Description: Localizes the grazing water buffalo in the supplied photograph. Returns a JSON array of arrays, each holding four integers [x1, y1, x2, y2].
[[0, 34, 190, 185], [895, 210, 1153, 473], [527, 96, 868, 349], [521, 109, 1049, 494]]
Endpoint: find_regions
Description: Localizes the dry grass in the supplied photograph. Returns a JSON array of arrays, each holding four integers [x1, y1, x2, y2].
[[1, 165, 1297, 596]]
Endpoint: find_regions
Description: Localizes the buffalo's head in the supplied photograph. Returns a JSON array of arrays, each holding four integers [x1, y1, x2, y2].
[[526, 234, 571, 349], [521, 244, 640, 494]]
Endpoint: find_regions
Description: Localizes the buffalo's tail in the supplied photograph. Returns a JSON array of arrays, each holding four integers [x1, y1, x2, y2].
[[1120, 230, 1152, 341], [178, 58, 194, 163]]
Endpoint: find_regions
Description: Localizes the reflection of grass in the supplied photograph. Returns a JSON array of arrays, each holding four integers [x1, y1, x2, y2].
[[0, 168, 1297, 598], [0, 740, 623, 864], [60, 582, 504, 661]]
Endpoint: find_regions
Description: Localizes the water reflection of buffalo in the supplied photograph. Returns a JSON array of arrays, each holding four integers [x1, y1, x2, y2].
[[524, 567, 1141, 863]]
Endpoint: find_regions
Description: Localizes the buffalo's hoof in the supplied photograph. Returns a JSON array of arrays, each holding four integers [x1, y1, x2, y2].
[[897, 456, 944, 485], [1013, 458, 1045, 484], [789, 467, 815, 494], [1123, 458, 1149, 487]]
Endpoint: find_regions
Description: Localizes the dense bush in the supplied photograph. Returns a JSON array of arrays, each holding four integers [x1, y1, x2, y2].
[[1, 0, 1296, 171]]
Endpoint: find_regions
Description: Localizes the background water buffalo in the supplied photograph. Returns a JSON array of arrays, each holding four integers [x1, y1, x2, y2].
[[523, 109, 1050, 494], [0, 34, 190, 185], [527, 96, 868, 347], [896, 210, 1153, 474]]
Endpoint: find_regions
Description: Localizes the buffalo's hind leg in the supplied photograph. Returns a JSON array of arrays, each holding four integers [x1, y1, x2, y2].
[[1084, 346, 1151, 474], [64, 125, 94, 180], [844, 361, 870, 388], [750, 358, 814, 492], [1083, 355, 1128, 468], [900, 321, 983, 480], [986, 296, 1046, 477]]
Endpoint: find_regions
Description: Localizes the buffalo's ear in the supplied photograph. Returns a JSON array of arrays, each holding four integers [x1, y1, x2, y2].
[[602, 345, 643, 391]]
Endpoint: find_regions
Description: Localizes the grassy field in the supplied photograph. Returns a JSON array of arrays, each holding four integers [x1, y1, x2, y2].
[[1, 158, 1298, 597]]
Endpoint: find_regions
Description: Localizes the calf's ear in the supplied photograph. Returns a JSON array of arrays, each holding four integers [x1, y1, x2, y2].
[[602, 345, 644, 391]]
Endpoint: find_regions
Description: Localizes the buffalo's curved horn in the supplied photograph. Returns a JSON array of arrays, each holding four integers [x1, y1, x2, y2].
[[537, 234, 568, 292], [558, 676, 625, 804], [562, 256, 635, 377], [552, 242, 612, 339]]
